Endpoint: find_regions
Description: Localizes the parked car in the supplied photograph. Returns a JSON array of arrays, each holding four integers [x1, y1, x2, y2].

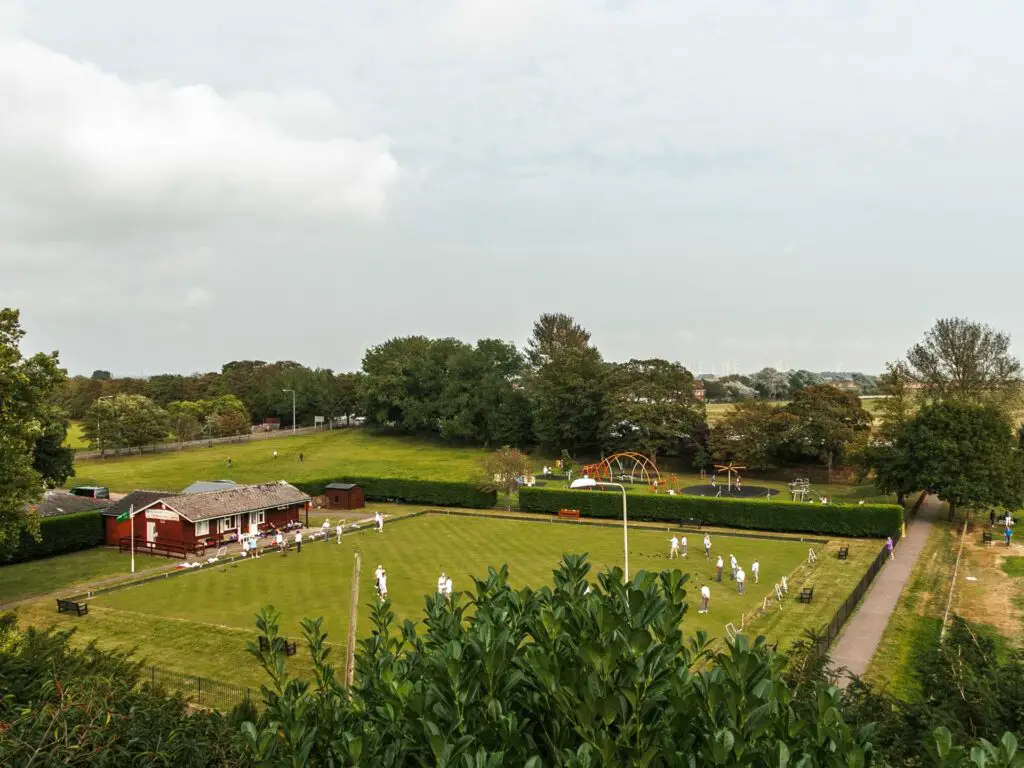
[[69, 485, 110, 499]]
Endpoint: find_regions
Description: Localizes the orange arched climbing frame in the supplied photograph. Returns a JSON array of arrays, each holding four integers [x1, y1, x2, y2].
[[581, 452, 662, 486]]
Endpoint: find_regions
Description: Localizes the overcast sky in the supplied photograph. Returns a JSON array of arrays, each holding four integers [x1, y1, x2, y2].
[[3, 0, 1023, 378]]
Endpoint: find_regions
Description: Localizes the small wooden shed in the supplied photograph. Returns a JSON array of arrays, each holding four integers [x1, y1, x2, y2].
[[324, 483, 365, 510]]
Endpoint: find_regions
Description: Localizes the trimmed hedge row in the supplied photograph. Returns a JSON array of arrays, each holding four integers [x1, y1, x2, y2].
[[518, 488, 902, 538], [294, 477, 497, 509], [8, 510, 105, 563]]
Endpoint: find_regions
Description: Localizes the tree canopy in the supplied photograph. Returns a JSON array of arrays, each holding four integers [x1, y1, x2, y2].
[[0, 309, 71, 558]]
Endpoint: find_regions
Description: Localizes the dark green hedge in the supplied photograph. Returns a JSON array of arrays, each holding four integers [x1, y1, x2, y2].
[[8, 511, 105, 563], [294, 477, 497, 509], [518, 488, 902, 538]]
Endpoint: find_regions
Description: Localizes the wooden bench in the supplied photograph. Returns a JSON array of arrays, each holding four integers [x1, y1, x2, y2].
[[982, 531, 993, 543], [558, 509, 580, 521], [837, 546, 849, 560], [259, 635, 297, 656], [56, 598, 88, 617], [798, 587, 814, 604]]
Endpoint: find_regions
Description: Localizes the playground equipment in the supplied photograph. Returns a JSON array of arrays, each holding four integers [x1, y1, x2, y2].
[[712, 463, 745, 492], [581, 452, 661, 487], [789, 478, 812, 502]]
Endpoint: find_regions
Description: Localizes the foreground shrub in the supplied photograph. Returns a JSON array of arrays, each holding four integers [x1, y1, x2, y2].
[[0, 612, 240, 767], [519, 487, 903, 537]]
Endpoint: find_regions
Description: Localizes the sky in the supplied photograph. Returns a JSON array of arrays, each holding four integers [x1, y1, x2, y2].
[[3, 0, 1024, 378]]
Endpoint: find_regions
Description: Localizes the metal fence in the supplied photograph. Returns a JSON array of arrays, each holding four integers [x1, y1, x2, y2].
[[816, 529, 900, 650], [146, 665, 257, 712]]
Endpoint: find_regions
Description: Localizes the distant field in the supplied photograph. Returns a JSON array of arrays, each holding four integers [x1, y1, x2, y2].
[[70, 429, 490, 492], [64, 420, 88, 449]]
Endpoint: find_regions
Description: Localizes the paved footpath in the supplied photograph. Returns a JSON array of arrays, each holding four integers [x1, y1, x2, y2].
[[831, 495, 943, 686]]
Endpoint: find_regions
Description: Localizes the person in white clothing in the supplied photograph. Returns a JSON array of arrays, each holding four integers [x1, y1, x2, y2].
[[703, 535, 712, 558], [715, 555, 724, 582], [375, 512, 384, 532], [680, 536, 688, 557], [374, 564, 385, 596], [437, 572, 447, 594], [699, 584, 711, 613], [336, 522, 344, 543], [729, 554, 738, 580], [294, 530, 303, 553], [736, 568, 746, 595], [378, 570, 388, 598], [275, 531, 285, 552], [241, 537, 249, 557], [669, 535, 679, 559], [751, 559, 760, 583], [444, 576, 453, 599], [321, 519, 331, 538]]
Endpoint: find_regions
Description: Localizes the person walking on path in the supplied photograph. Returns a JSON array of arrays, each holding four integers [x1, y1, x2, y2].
[[704, 534, 712, 558], [885, 536, 894, 560], [375, 512, 384, 533], [669, 535, 679, 559], [699, 584, 710, 614], [715, 555, 724, 582], [1006, 526, 1014, 547], [736, 567, 746, 595], [751, 559, 759, 584], [294, 530, 303, 553]]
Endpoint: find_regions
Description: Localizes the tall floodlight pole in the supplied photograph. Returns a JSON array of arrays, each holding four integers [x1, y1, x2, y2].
[[283, 389, 296, 433]]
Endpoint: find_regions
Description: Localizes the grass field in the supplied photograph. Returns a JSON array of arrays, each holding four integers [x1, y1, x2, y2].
[[14, 514, 821, 689], [70, 429, 489, 492], [64, 420, 88, 449], [0, 549, 171, 605]]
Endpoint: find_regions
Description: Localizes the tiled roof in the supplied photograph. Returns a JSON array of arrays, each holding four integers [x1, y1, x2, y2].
[[31, 491, 110, 518], [325, 482, 358, 490], [102, 490, 173, 518], [159, 481, 310, 523]]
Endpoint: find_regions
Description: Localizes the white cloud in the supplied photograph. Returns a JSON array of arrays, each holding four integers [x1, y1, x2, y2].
[[182, 287, 213, 310], [0, 38, 400, 236]]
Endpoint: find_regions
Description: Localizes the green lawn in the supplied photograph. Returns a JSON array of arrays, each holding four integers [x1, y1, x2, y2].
[[16, 514, 813, 689], [0, 548, 170, 605], [70, 429, 490, 492], [745, 539, 884, 649], [64, 420, 88, 449], [1001, 557, 1024, 578]]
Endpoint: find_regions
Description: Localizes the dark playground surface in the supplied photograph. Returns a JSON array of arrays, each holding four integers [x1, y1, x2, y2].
[[680, 484, 779, 498]]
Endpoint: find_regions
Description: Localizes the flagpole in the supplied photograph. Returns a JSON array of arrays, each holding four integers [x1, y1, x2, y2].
[[130, 504, 136, 574]]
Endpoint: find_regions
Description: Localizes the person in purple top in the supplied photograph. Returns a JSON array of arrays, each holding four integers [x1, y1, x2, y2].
[[885, 536, 894, 560]]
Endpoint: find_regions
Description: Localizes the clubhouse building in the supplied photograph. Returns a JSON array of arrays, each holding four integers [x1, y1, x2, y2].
[[102, 481, 311, 550]]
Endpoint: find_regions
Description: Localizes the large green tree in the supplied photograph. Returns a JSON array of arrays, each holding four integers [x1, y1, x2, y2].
[[709, 399, 785, 470], [780, 385, 873, 480], [905, 318, 1023, 411], [872, 401, 1024, 521], [526, 313, 607, 454], [0, 309, 71, 557], [83, 393, 168, 454], [606, 358, 704, 460]]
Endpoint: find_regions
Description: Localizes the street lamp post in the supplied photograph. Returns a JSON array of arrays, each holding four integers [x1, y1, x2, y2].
[[282, 389, 296, 433], [570, 478, 630, 581]]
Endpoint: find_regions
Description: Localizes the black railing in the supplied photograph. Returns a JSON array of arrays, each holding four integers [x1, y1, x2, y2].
[[147, 665, 256, 711], [817, 529, 901, 649]]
